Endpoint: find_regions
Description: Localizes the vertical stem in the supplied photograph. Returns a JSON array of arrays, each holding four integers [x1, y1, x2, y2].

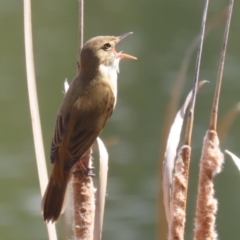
[[184, 0, 209, 146], [77, 0, 84, 73], [24, 0, 48, 197], [78, 0, 84, 62], [23, 0, 57, 239], [210, 0, 234, 131], [94, 138, 109, 240]]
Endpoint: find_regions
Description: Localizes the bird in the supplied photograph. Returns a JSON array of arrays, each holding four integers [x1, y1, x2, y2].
[[42, 32, 136, 222]]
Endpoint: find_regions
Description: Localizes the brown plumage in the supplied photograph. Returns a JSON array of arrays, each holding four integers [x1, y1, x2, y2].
[[42, 33, 136, 222]]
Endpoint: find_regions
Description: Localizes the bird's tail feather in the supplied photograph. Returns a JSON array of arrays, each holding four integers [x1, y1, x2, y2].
[[42, 174, 69, 222]]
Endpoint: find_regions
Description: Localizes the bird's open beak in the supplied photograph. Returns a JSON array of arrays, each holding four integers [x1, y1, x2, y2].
[[116, 51, 137, 60], [119, 32, 133, 41], [116, 32, 137, 60]]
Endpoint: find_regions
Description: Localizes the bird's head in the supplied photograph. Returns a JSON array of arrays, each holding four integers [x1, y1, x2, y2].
[[80, 32, 136, 72]]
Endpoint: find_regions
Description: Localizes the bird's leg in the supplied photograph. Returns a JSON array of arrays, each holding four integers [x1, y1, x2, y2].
[[73, 160, 95, 177], [72, 148, 95, 176]]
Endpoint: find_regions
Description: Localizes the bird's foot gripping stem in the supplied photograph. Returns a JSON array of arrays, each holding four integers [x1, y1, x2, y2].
[[73, 160, 95, 177]]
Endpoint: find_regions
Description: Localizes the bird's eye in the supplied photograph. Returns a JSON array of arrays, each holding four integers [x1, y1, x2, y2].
[[102, 43, 112, 51]]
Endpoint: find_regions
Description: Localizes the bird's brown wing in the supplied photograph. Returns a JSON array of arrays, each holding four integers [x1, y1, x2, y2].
[[50, 114, 70, 163], [64, 91, 115, 170], [64, 128, 101, 170]]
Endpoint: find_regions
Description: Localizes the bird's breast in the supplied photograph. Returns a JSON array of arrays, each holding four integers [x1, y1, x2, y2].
[[99, 64, 118, 106]]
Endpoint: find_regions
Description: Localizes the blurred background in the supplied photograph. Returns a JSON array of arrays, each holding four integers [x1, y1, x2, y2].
[[1, 0, 240, 239]]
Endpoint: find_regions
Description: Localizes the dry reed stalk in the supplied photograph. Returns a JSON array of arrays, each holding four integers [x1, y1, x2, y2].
[[169, 145, 191, 240], [210, 0, 234, 131], [72, 149, 95, 240], [77, 0, 84, 73], [184, 0, 209, 146], [194, 130, 224, 240], [23, 0, 57, 239], [94, 138, 109, 240]]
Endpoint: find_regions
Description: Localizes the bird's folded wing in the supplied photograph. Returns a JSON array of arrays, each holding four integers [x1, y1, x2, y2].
[[64, 128, 101, 170], [50, 114, 70, 163]]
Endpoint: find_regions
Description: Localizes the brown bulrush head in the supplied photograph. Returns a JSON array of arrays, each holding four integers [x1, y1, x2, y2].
[[169, 145, 191, 240], [72, 149, 95, 240], [194, 130, 224, 240]]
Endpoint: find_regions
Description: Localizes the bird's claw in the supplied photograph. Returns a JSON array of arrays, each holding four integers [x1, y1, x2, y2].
[[74, 161, 95, 177]]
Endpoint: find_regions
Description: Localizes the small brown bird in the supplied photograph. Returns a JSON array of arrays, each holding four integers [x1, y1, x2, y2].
[[42, 32, 136, 222]]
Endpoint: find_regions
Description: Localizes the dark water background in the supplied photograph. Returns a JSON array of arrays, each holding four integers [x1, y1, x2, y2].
[[1, 1, 240, 239]]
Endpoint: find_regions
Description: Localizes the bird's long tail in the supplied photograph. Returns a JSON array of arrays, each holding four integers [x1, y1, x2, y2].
[[42, 171, 70, 222]]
